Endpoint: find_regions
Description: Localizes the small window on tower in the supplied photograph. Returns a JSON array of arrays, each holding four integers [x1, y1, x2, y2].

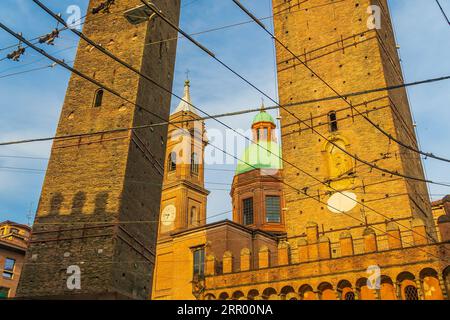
[[243, 198, 254, 225], [193, 247, 205, 278], [328, 111, 338, 132], [266, 196, 281, 223], [3, 258, 15, 279], [190, 207, 198, 226], [93, 89, 104, 108], [191, 153, 199, 175], [168, 152, 177, 172]]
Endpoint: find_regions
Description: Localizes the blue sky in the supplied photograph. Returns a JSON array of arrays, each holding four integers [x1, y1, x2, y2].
[[0, 0, 449, 225]]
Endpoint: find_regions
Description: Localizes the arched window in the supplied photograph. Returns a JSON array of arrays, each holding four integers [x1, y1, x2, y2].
[[328, 111, 338, 132], [167, 152, 177, 172], [93, 89, 104, 108], [191, 152, 199, 175], [404, 285, 419, 300]]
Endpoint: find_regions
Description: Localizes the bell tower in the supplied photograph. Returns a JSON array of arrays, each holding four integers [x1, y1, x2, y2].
[[158, 80, 209, 235], [272, 0, 435, 248], [231, 105, 285, 235], [17, 0, 181, 299]]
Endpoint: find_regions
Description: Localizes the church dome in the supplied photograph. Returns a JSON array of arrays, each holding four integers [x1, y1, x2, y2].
[[252, 110, 275, 125], [236, 140, 283, 175]]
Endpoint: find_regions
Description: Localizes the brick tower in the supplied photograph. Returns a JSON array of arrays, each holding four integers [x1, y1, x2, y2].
[[152, 80, 209, 299], [272, 0, 434, 252], [158, 80, 209, 236], [16, 0, 180, 299]]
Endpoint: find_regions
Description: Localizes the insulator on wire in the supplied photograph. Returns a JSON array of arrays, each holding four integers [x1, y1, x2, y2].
[[92, 0, 115, 14], [6, 46, 25, 62], [39, 29, 60, 45]]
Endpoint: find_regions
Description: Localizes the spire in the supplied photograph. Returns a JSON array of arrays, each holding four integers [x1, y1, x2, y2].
[[252, 98, 275, 126], [173, 79, 197, 115]]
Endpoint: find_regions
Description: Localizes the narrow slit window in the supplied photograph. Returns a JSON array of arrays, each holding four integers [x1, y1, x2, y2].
[[243, 198, 254, 225], [266, 196, 281, 223], [168, 152, 177, 172], [190, 207, 198, 226], [93, 89, 104, 108], [328, 111, 338, 132], [193, 247, 205, 278]]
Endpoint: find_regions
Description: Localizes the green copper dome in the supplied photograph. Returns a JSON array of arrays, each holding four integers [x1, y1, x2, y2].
[[236, 140, 283, 175], [252, 110, 275, 125]]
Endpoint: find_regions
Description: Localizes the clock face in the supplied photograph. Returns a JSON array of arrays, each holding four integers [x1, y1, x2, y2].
[[161, 205, 176, 226]]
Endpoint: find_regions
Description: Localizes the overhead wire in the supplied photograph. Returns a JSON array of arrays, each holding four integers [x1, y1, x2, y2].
[[138, 0, 448, 246], [1, 1, 446, 260], [231, 0, 450, 165]]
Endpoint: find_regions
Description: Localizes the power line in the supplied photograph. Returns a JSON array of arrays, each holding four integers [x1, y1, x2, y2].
[[8, 3, 445, 254], [0, 62, 59, 79], [436, 0, 450, 25], [7, 2, 450, 191], [0, 45, 76, 75], [144, 0, 346, 49], [232, 0, 450, 165], [2, 6, 442, 278], [147, 0, 450, 189], [0, 71, 450, 146], [4, 165, 446, 202]]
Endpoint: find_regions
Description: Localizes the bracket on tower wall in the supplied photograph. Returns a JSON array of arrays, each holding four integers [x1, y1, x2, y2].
[[124, 4, 155, 25]]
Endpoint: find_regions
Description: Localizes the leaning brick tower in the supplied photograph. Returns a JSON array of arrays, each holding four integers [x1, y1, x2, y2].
[[272, 0, 434, 253], [16, 0, 180, 299]]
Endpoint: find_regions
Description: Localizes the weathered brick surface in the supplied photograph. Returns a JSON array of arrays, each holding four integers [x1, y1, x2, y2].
[[197, 0, 449, 301], [273, 0, 434, 251], [204, 242, 449, 300], [16, 0, 180, 299]]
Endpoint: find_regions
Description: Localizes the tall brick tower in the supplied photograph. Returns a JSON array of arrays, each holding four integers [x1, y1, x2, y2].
[[272, 0, 434, 252], [158, 80, 209, 236], [16, 0, 180, 299], [152, 80, 209, 299]]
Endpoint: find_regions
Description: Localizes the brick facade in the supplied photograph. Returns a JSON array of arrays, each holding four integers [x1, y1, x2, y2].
[[16, 0, 180, 299]]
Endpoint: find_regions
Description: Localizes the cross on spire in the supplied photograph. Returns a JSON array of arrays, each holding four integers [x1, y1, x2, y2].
[[260, 98, 266, 111]]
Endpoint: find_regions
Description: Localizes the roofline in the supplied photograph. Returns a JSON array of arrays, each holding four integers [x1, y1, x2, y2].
[[0, 220, 32, 231], [169, 219, 283, 240]]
